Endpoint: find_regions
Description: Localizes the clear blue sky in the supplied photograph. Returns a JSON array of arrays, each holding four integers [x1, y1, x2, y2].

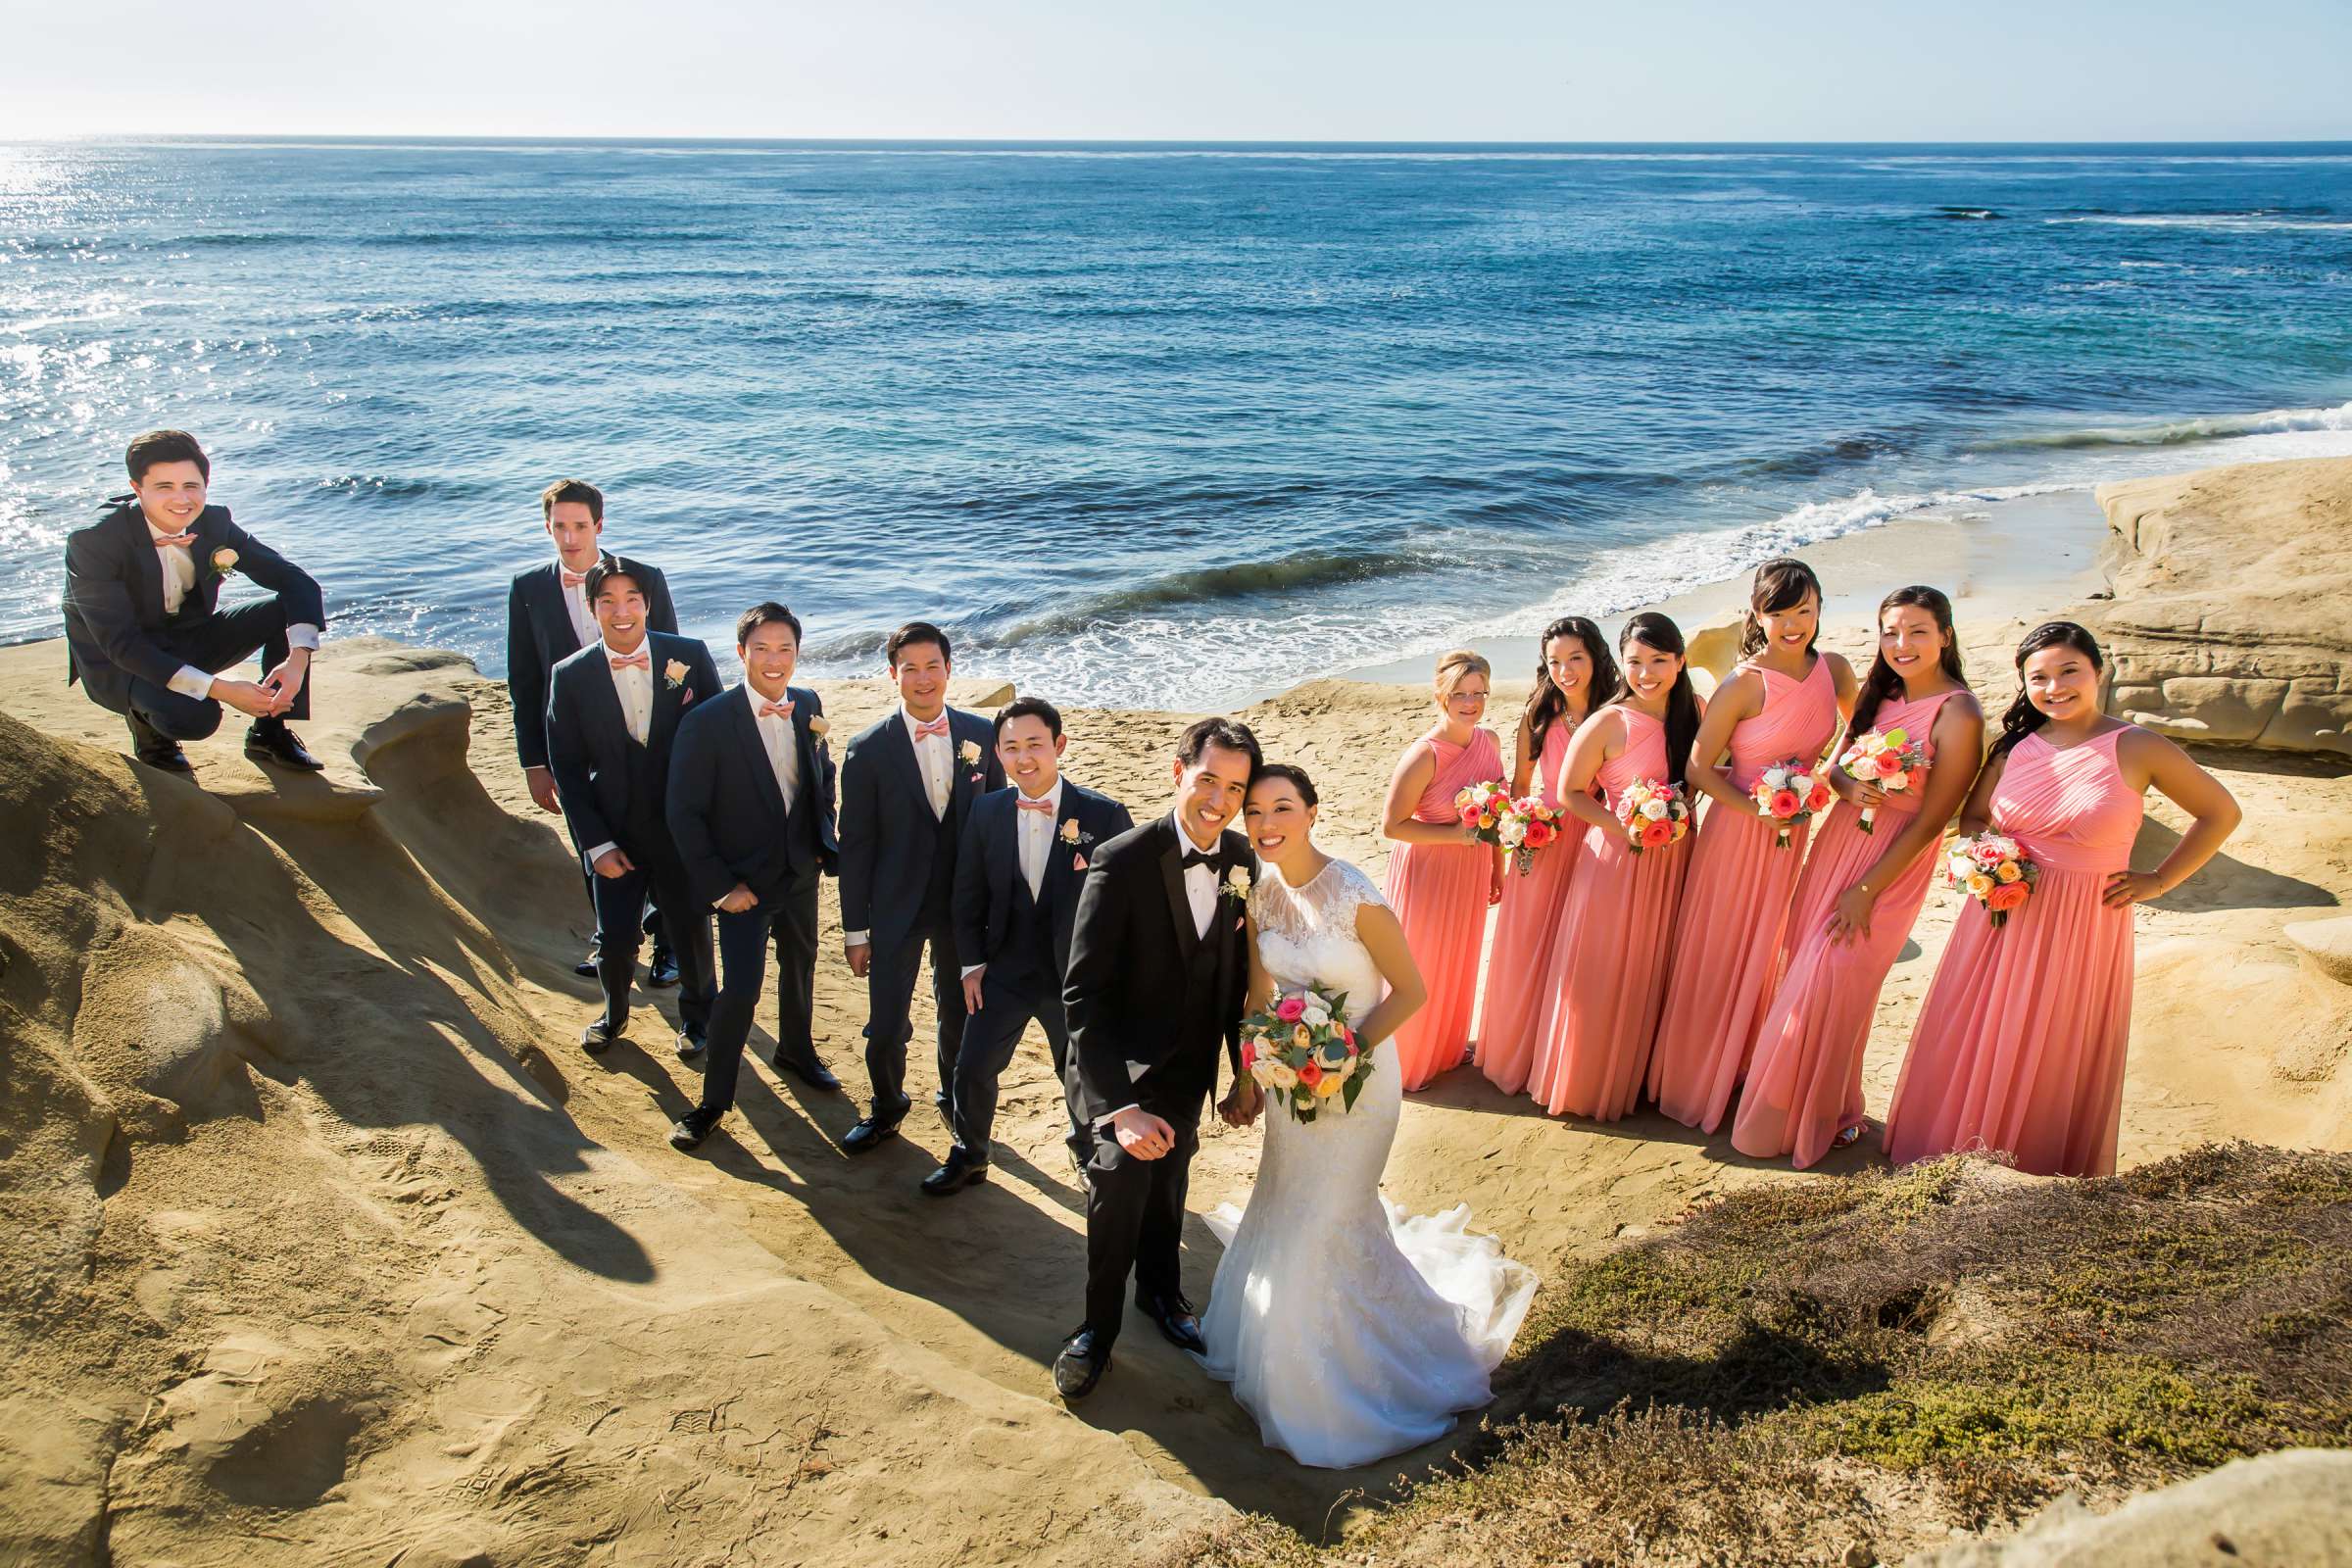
[[10, 0, 2348, 141]]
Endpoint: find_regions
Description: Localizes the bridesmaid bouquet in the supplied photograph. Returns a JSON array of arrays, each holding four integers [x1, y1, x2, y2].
[[1945, 832, 2039, 929], [1454, 779, 1563, 875], [1242, 985, 1367, 1123], [1750, 758, 1834, 850], [1615, 777, 1690, 855], [1837, 727, 1932, 834]]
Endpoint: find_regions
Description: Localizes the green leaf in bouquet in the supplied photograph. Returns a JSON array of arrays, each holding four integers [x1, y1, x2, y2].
[[1882, 727, 1907, 746], [1340, 1072, 1365, 1111], [1318, 1041, 1351, 1069]]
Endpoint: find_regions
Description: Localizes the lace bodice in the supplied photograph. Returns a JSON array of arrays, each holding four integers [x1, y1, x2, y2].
[[1250, 858, 1387, 1027]]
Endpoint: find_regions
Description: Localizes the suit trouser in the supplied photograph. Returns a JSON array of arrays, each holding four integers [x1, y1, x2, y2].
[[575, 861, 670, 958], [121, 601, 309, 741], [764, 869, 823, 1067], [1082, 1102, 1202, 1351], [699, 871, 818, 1115], [863, 918, 964, 1113], [588, 855, 711, 1039], [947, 975, 1073, 1157]]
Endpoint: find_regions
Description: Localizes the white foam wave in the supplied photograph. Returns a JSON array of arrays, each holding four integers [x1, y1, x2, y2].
[[1979, 401, 2352, 451], [2048, 213, 2352, 232]]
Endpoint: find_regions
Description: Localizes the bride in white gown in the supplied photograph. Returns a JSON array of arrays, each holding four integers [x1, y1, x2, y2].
[[1195, 763, 1538, 1469]]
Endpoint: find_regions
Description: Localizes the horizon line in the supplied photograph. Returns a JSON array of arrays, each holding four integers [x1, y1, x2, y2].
[[9, 133, 2352, 149]]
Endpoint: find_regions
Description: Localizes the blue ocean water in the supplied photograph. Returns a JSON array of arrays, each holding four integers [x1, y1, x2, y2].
[[3, 139, 2349, 708]]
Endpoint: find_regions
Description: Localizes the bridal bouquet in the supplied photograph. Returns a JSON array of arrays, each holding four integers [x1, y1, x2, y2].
[[1945, 831, 2039, 929], [1454, 779, 1563, 875], [1242, 985, 1367, 1123], [1615, 777, 1690, 855], [1837, 727, 1932, 834], [1749, 758, 1834, 850]]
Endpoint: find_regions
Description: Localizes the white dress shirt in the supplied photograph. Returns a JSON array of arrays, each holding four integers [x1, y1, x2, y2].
[[559, 564, 596, 650], [844, 706, 955, 949], [150, 516, 320, 702], [961, 777, 1062, 980], [1101, 810, 1224, 1126], [580, 639, 656, 866], [750, 683, 801, 812]]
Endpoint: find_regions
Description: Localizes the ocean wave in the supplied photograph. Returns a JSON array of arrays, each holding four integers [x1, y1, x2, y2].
[[1973, 402, 2352, 452], [997, 547, 1441, 646], [2047, 213, 2352, 232]]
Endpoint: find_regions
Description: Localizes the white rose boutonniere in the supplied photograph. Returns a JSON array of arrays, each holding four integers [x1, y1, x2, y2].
[[808, 713, 830, 740], [1224, 865, 1251, 901], [209, 547, 239, 577], [957, 739, 982, 766], [662, 659, 689, 689]]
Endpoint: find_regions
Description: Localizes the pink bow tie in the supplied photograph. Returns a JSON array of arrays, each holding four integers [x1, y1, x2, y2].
[[608, 651, 649, 671], [759, 700, 795, 720], [153, 530, 197, 549], [562, 568, 589, 588], [1015, 796, 1054, 814], [913, 716, 951, 740]]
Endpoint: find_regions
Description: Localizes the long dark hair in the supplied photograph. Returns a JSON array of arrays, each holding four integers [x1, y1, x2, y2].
[[1849, 586, 1966, 739], [1991, 620, 2104, 760], [1739, 557, 1825, 660], [1522, 615, 1619, 754], [1612, 612, 1702, 789]]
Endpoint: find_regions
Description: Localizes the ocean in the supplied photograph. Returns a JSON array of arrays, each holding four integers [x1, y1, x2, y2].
[[4, 139, 2349, 709]]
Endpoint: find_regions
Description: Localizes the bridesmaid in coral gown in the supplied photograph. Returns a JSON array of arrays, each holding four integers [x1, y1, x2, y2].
[[1525, 612, 1703, 1121], [1733, 587, 1984, 1168], [1476, 617, 1617, 1094], [1885, 621, 2240, 1177], [1382, 650, 1506, 1090], [1650, 559, 1855, 1133]]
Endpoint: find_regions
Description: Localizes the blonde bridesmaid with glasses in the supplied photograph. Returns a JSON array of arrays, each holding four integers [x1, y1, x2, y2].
[[1733, 586, 1982, 1168], [1525, 612, 1703, 1122], [1475, 617, 1616, 1095], [1382, 650, 1504, 1090], [1885, 622, 2239, 1178], [1648, 558, 1854, 1134]]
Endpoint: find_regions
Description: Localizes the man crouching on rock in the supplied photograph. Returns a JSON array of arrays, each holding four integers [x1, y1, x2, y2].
[[63, 428, 326, 773]]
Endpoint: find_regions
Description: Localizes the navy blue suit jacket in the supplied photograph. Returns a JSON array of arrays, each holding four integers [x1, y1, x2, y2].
[[837, 707, 1004, 952], [952, 780, 1134, 993], [63, 502, 325, 710], [544, 631, 720, 863], [665, 683, 840, 909], [506, 555, 676, 770]]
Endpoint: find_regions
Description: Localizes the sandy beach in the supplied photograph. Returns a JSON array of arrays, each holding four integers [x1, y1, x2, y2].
[[3, 458, 2347, 1566]]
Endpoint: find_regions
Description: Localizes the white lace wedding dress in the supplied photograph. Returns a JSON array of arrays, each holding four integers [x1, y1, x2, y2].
[[1196, 857, 1538, 1469]]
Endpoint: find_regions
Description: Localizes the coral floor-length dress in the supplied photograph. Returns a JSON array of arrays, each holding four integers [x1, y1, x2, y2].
[[1732, 689, 1962, 1167], [1475, 719, 1589, 1095], [1648, 655, 1839, 1133], [1525, 709, 1693, 1121], [1386, 725, 1504, 1091], [1884, 726, 2146, 1178]]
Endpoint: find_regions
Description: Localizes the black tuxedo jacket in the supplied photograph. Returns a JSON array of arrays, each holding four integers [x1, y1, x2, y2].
[[544, 631, 719, 863], [506, 555, 677, 771], [1062, 814, 1256, 1125], [952, 780, 1134, 996], [665, 683, 840, 909], [837, 707, 1005, 951], [63, 501, 325, 710]]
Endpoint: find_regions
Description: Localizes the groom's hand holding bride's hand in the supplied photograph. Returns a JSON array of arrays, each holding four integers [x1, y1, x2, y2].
[[1111, 1107, 1176, 1160], [1217, 1079, 1262, 1127]]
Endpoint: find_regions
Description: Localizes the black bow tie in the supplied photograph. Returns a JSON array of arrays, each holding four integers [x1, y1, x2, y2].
[[1179, 848, 1220, 873]]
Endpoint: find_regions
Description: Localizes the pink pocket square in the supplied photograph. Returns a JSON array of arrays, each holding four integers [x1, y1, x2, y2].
[[1072, 855, 1088, 871]]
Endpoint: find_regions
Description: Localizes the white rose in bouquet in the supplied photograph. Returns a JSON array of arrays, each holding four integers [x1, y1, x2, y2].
[[1642, 798, 1669, 821]]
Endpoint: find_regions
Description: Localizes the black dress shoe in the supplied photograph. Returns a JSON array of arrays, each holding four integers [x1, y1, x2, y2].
[[1139, 1291, 1206, 1355], [675, 1030, 706, 1061], [580, 1018, 618, 1055], [669, 1106, 721, 1151], [647, 949, 680, 989], [573, 949, 601, 978], [842, 1095, 911, 1154], [244, 724, 324, 771], [1053, 1326, 1109, 1399], [920, 1148, 990, 1197], [134, 741, 195, 773], [775, 1050, 841, 1092]]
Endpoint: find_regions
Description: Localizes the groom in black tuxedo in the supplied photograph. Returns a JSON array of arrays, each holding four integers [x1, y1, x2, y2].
[[925, 698, 1133, 1197], [543, 557, 719, 1063], [836, 621, 1004, 1153], [663, 602, 842, 1151], [1054, 716, 1262, 1399], [506, 477, 681, 983], [62, 429, 326, 773]]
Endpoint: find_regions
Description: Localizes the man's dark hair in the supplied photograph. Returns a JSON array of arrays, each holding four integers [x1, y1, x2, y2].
[[737, 602, 803, 648], [993, 696, 1062, 741], [540, 477, 604, 522], [1177, 716, 1261, 771], [126, 429, 210, 484], [582, 555, 643, 607], [886, 620, 952, 667]]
